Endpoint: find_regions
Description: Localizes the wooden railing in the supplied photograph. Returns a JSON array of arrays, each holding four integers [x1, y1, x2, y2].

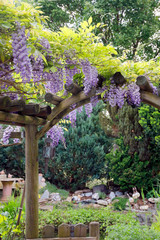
[[26, 222, 99, 240]]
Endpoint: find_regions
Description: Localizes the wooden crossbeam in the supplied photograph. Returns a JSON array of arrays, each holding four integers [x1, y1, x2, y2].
[[45, 93, 63, 105], [0, 111, 46, 126], [65, 83, 82, 95], [141, 91, 160, 110], [136, 75, 154, 93], [36, 89, 96, 140]]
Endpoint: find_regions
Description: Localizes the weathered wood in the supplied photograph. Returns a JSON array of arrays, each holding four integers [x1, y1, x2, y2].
[[74, 224, 87, 237], [65, 83, 82, 95], [111, 72, 126, 86], [140, 91, 160, 110], [0, 111, 46, 126], [36, 89, 96, 140], [136, 75, 153, 93], [0, 96, 11, 110], [25, 125, 39, 239], [20, 103, 40, 115], [42, 225, 55, 238], [89, 222, 99, 240], [10, 132, 21, 139], [16, 185, 25, 226], [5, 99, 25, 112], [36, 106, 52, 118], [58, 223, 70, 237], [45, 93, 63, 105]]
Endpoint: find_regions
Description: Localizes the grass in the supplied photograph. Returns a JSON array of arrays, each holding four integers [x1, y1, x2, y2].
[[39, 182, 69, 199]]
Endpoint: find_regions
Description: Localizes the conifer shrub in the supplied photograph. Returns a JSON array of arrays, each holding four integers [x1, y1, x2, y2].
[[46, 102, 113, 192]]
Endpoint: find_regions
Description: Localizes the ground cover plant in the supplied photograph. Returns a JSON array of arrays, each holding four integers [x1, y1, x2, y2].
[[1, 191, 160, 239]]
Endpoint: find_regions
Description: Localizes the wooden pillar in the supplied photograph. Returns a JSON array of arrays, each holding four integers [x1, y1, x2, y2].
[[25, 125, 39, 239]]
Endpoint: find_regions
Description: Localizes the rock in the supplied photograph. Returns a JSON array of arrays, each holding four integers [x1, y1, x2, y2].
[[50, 193, 61, 201], [40, 190, 49, 200], [109, 191, 115, 200], [79, 199, 97, 204], [92, 192, 99, 200], [139, 205, 149, 211], [93, 184, 108, 194], [112, 199, 119, 204], [115, 191, 123, 197], [148, 198, 160, 204], [97, 199, 111, 206], [72, 196, 80, 202], [66, 196, 72, 202], [74, 189, 91, 195], [84, 192, 92, 197], [39, 174, 46, 189]]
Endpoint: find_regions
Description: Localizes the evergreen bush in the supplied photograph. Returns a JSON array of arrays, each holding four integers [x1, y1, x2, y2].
[[47, 102, 113, 192]]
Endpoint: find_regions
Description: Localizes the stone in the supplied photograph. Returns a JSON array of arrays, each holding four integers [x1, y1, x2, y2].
[[92, 193, 99, 200], [84, 192, 92, 197], [148, 198, 160, 204], [74, 189, 91, 195], [72, 196, 80, 202], [93, 184, 108, 194], [115, 191, 123, 197], [40, 190, 49, 200], [39, 174, 46, 189], [66, 196, 72, 202], [97, 199, 111, 206], [109, 191, 115, 200], [139, 205, 149, 211], [50, 193, 61, 201]]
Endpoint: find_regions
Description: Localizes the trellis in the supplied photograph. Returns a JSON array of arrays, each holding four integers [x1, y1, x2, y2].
[[0, 74, 159, 239]]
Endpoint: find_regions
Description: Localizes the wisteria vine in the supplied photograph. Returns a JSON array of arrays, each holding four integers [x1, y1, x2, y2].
[[0, 22, 158, 148]]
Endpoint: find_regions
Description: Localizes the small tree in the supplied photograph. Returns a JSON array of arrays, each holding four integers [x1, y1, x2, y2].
[[47, 102, 113, 192]]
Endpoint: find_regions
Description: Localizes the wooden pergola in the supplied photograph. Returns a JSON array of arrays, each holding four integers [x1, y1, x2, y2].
[[0, 74, 160, 239]]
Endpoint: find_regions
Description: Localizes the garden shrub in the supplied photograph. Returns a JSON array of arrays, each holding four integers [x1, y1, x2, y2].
[[105, 103, 160, 192], [46, 102, 113, 192], [112, 197, 128, 211]]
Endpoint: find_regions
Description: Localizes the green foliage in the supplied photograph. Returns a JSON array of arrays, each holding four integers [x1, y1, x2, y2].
[[106, 223, 160, 240], [39, 182, 69, 199], [81, 0, 160, 59], [105, 103, 160, 192], [0, 195, 25, 239], [139, 104, 160, 146], [46, 102, 113, 191], [98, 191, 106, 200], [1, 1, 160, 101], [106, 137, 154, 191], [112, 197, 128, 211], [38, 205, 138, 238], [0, 138, 45, 178], [35, 0, 85, 30], [0, 142, 25, 178]]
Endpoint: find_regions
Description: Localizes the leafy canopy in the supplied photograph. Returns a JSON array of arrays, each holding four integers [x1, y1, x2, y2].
[[0, 0, 160, 101]]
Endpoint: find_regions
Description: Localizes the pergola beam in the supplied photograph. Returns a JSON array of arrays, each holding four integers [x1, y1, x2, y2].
[[0, 111, 47, 126], [141, 91, 160, 110], [36, 89, 96, 139]]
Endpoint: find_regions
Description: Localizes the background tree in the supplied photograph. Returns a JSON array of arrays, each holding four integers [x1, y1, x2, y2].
[[105, 103, 160, 192], [45, 102, 113, 192], [35, 0, 160, 59], [82, 0, 160, 59], [35, 0, 85, 30]]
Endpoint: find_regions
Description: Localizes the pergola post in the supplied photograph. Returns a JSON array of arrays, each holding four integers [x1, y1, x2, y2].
[[25, 124, 39, 239]]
